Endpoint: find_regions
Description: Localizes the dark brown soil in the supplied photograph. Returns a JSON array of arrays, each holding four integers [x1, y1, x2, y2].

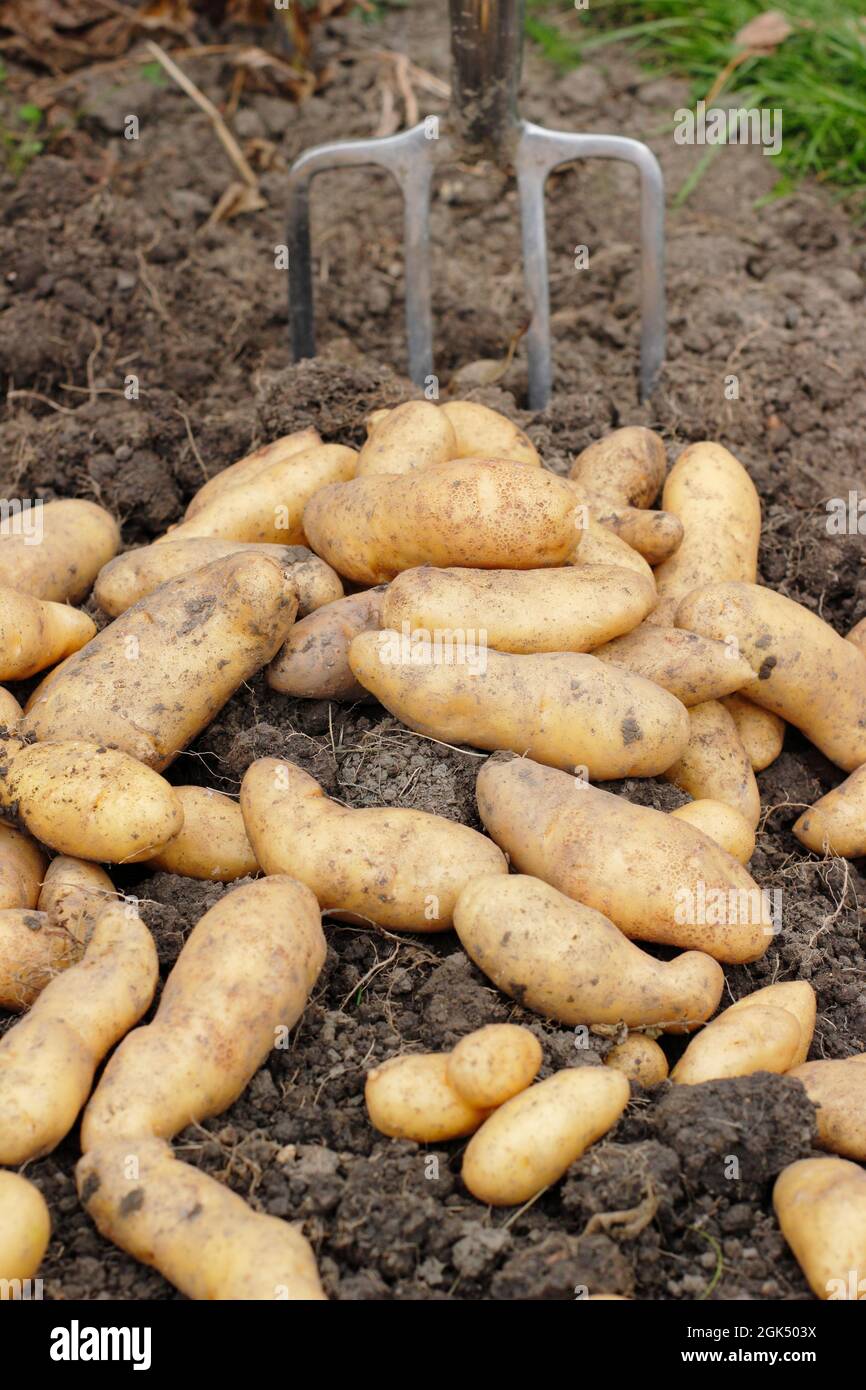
[[1, 2, 864, 1301]]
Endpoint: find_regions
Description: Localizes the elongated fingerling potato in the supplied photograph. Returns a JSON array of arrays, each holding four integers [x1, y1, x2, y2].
[[794, 763, 866, 858], [789, 1054, 866, 1160], [593, 627, 754, 706], [365, 1053, 488, 1140], [664, 700, 761, 828], [184, 428, 322, 517], [0, 822, 47, 911], [441, 400, 540, 466], [267, 587, 386, 700], [670, 799, 756, 864], [446, 1025, 542, 1109], [773, 1157, 866, 1300], [0, 1172, 50, 1284], [0, 584, 95, 680], [145, 787, 258, 881], [357, 401, 457, 476], [0, 498, 119, 602], [720, 693, 785, 771]]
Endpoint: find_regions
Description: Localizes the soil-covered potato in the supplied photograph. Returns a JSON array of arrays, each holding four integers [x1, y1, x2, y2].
[[446, 1025, 542, 1109], [593, 627, 754, 706], [663, 699, 761, 828], [37, 856, 115, 941], [357, 400, 457, 475], [794, 763, 866, 858], [773, 1157, 866, 1300], [719, 694, 785, 771], [789, 1055, 866, 1160], [267, 587, 386, 701], [0, 499, 120, 603], [0, 584, 95, 680], [145, 787, 258, 881], [0, 1172, 50, 1283], [365, 1053, 488, 1141], [570, 426, 667, 511]]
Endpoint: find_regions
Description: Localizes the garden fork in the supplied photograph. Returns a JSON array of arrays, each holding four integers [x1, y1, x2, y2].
[[287, 0, 665, 408]]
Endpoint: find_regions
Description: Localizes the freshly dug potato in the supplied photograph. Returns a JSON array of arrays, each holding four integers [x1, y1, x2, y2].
[[0, 498, 119, 603], [571, 518, 654, 584], [677, 582, 866, 771], [670, 799, 756, 864], [357, 401, 457, 476], [847, 616, 866, 657], [0, 686, 22, 730], [0, 901, 158, 1164], [303, 459, 579, 584], [462, 1067, 630, 1206], [38, 856, 115, 940], [605, 1035, 669, 1086], [789, 1054, 866, 1160], [23, 553, 299, 769], [240, 758, 506, 931], [724, 981, 816, 1068], [794, 764, 866, 858], [0, 1172, 50, 1284], [0, 584, 95, 681], [78, 1136, 325, 1300], [0, 910, 71, 1011], [158, 443, 358, 546], [441, 400, 540, 466], [95, 540, 342, 618], [349, 635, 689, 780], [1, 740, 184, 863], [720, 694, 785, 771], [365, 1053, 488, 1141], [594, 508, 684, 567], [593, 627, 754, 706], [454, 875, 723, 1030], [650, 443, 761, 626], [145, 787, 258, 881], [380, 565, 656, 656], [671, 1004, 800, 1085], [267, 587, 386, 701], [663, 700, 760, 828], [570, 427, 667, 512], [81, 877, 325, 1149], [773, 1158, 866, 1300], [476, 754, 773, 963], [0, 822, 47, 911], [184, 427, 322, 517], [446, 1025, 542, 1109]]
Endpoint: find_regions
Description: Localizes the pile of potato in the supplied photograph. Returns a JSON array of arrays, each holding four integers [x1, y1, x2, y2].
[[1, 400, 865, 1302]]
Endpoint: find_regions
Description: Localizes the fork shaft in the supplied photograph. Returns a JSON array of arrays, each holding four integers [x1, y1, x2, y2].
[[449, 0, 525, 162]]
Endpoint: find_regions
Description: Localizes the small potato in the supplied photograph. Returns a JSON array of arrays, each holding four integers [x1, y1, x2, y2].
[[38, 856, 115, 942], [664, 700, 760, 828], [592, 507, 683, 566], [789, 1054, 866, 1160], [0, 910, 73, 1011], [0, 686, 23, 731], [447, 1025, 542, 1108], [240, 758, 506, 931], [145, 787, 258, 881], [0, 498, 119, 603], [0, 584, 95, 680], [720, 694, 785, 771], [0, 1172, 50, 1284], [303, 459, 579, 584], [357, 401, 457, 476], [671, 1006, 801, 1085], [462, 1067, 630, 1206], [184, 428, 322, 517], [381, 565, 657, 656], [723, 981, 816, 1068], [571, 518, 655, 584], [670, 800, 756, 864], [441, 400, 540, 466], [365, 1053, 487, 1141], [350, 634, 689, 780], [677, 582, 866, 771], [794, 763, 866, 859], [605, 1035, 669, 1087], [0, 821, 47, 911], [773, 1157, 866, 1300], [570, 426, 667, 511], [455, 875, 723, 1030], [267, 587, 386, 701], [593, 627, 754, 706]]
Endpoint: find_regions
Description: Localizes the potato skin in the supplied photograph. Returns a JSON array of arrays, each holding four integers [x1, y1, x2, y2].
[[605, 1035, 669, 1087], [381, 565, 657, 655], [303, 459, 579, 584], [571, 518, 654, 584], [365, 1054, 488, 1141], [789, 1055, 866, 1160], [38, 856, 115, 942], [570, 427, 667, 511], [720, 693, 785, 771], [350, 633, 689, 780], [847, 616, 866, 658], [593, 627, 754, 706], [794, 763, 866, 858], [0, 686, 23, 731], [773, 1157, 866, 1300], [454, 874, 723, 1031], [0, 1172, 51, 1283], [671, 1004, 801, 1085], [677, 581, 866, 771], [267, 587, 386, 700], [441, 401, 540, 466], [664, 700, 761, 828], [240, 757, 506, 931], [0, 821, 47, 911], [724, 981, 816, 1068], [446, 1025, 542, 1109], [0, 910, 69, 1012], [0, 585, 95, 680], [145, 787, 258, 881], [594, 508, 683, 566], [184, 427, 322, 517], [462, 1067, 630, 1206], [0, 498, 119, 603], [357, 401, 457, 476], [476, 754, 773, 963], [669, 799, 756, 864]]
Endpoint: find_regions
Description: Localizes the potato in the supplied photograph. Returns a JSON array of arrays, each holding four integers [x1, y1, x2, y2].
[[0, 821, 47, 911], [720, 694, 785, 771], [158, 443, 358, 546], [663, 700, 760, 828], [677, 582, 866, 771], [0, 498, 119, 603], [773, 1157, 866, 1300], [723, 981, 816, 1067], [240, 758, 506, 931], [23, 553, 299, 769], [0, 901, 158, 1164], [0, 686, 22, 731], [847, 616, 866, 658], [95, 540, 342, 619], [145, 787, 258, 881], [462, 1067, 630, 1206], [593, 627, 754, 706], [77, 1136, 325, 1300], [38, 855, 115, 940], [365, 1053, 488, 1141], [476, 754, 773, 963], [0, 1172, 50, 1284], [0, 584, 95, 680], [570, 426, 667, 511], [441, 400, 540, 466], [2, 740, 184, 863], [605, 1035, 669, 1086], [447, 1025, 542, 1108], [380, 565, 657, 656], [794, 764, 866, 858], [593, 508, 684, 566], [303, 459, 579, 585], [267, 587, 386, 701], [357, 401, 457, 476], [349, 634, 689, 780], [671, 1004, 800, 1085], [649, 443, 761, 626], [0, 911, 68, 1011], [789, 1054, 866, 1160], [454, 875, 723, 1030], [184, 427, 322, 517], [81, 877, 325, 1148], [571, 518, 655, 584], [670, 799, 756, 864]]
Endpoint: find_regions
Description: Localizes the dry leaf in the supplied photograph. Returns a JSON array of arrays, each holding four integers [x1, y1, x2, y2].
[[207, 179, 267, 225], [734, 10, 794, 53]]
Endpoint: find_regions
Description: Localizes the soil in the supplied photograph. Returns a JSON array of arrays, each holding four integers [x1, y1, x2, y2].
[[1, 1, 864, 1302]]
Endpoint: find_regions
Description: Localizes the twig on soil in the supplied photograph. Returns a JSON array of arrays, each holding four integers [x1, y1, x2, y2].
[[338, 945, 400, 1012], [135, 248, 170, 321], [6, 389, 78, 416], [173, 405, 208, 483], [86, 322, 104, 407]]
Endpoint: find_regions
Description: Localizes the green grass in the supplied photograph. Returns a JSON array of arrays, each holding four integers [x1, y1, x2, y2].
[[526, 0, 866, 206]]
